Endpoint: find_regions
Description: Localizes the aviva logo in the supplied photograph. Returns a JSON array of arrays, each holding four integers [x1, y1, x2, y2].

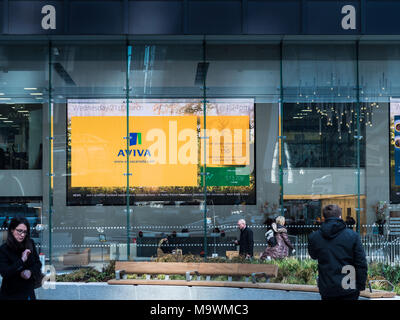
[[118, 132, 150, 157], [129, 132, 142, 146]]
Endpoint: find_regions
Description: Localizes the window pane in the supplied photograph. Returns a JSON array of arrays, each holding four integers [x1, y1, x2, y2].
[[0, 41, 47, 252], [360, 42, 394, 240], [206, 41, 280, 258], [50, 41, 127, 267], [282, 42, 362, 245], [283, 102, 365, 168]]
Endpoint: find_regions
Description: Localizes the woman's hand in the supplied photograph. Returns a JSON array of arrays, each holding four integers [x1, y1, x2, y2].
[[20, 269, 32, 280], [21, 249, 31, 262]]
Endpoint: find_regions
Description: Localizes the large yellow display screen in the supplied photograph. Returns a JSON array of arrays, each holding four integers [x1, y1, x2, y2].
[[67, 99, 255, 205], [71, 116, 199, 187]]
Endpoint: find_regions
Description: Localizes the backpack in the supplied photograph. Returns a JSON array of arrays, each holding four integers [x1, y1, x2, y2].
[[265, 229, 277, 247]]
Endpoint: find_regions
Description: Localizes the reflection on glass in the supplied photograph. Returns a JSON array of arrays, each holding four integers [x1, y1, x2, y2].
[[0, 104, 42, 169], [66, 98, 255, 206], [283, 103, 365, 168]]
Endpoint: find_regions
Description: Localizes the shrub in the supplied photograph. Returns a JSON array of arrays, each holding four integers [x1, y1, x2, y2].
[[56, 260, 115, 283], [269, 258, 318, 285], [382, 264, 400, 285], [368, 262, 400, 294], [395, 285, 400, 296]]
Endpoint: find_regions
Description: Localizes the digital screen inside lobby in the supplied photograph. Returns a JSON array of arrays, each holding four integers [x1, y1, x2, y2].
[[391, 98, 400, 203], [67, 99, 255, 205]]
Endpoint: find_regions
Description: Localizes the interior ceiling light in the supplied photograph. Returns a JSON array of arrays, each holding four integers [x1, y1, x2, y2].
[[24, 88, 37, 90], [0, 98, 11, 100], [30, 93, 43, 96], [0, 93, 4, 95]]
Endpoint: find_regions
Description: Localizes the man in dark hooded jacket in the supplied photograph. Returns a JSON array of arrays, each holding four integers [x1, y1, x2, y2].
[[308, 204, 367, 300]]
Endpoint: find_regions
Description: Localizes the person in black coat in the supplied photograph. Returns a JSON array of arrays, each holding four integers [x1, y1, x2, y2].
[[345, 213, 356, 231], [0, 217, 42, 300], [308, 205, 367, 300], [234, 219, 254, 258]]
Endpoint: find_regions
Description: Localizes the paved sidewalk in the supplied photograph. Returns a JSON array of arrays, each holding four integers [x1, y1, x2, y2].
[[2, 276, 397, 300], [34, 282, 385, 300]]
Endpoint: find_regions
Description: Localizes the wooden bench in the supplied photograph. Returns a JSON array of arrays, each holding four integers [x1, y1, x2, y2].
[[108, 261, 279, 287], [107, 261, 397, 299]]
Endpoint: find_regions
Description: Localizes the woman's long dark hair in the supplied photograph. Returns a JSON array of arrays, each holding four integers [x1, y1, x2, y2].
[[6, 217, 33, 253]]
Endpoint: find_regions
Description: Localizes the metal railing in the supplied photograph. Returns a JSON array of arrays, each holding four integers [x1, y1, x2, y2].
[[285, 224, 400, 265], [2, 223, 400, 266]]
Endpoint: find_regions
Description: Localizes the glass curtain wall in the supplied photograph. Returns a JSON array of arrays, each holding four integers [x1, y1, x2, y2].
[[49, 41, 127, 267], [126, 41, 207, 259], [0, 42, 47, 256], [281, 42, 363, 255], [359, 42, 400, 264], [45, 39, 282, 264], [204, 41, 281, 257], [5, 38, 399, 268]]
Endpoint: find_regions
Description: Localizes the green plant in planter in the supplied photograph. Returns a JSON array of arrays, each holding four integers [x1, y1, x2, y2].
[[382, 264, 400, 285], [56, 260, 116, 283], [274, 258, 300, 280], [395, 284, 400, 296], [269, 258, 318, 285], [230, 256, 250, 264], [170, 275, 186, 280], [368, 262, 384, 278], [213, 276, 228, 281], [207, 257, 227, 263]]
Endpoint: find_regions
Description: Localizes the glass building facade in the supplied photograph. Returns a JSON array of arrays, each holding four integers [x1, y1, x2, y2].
[[0, 37, 398, 268]]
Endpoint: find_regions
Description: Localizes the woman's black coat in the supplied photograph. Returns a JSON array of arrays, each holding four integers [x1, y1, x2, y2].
[[0, 239, 42, 300]]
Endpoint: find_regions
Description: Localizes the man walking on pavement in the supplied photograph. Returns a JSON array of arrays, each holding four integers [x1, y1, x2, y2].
[[308, 204, 368, 300], [234, 219, 254, 258]]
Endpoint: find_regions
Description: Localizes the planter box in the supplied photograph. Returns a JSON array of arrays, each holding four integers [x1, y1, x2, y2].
[[35, 282, 397, 300], [36, 282, 324, 300]]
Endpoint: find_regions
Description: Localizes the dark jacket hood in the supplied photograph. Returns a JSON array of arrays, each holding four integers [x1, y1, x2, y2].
[[320, 217, 346, 239]]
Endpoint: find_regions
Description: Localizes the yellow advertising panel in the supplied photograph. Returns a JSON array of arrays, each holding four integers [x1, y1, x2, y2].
[[200, 116, 250, 167], [71, 116, 198, 187]]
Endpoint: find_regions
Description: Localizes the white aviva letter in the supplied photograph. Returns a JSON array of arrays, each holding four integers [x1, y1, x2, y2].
[[41, 5, 56, 30], [341, 5, 356, 30]]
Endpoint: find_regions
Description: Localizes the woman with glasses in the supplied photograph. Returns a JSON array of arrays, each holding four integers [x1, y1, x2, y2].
[[0, 217, 42, 300]]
